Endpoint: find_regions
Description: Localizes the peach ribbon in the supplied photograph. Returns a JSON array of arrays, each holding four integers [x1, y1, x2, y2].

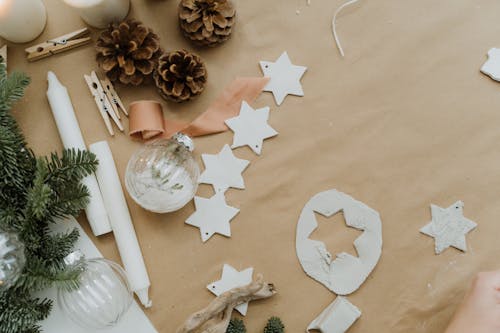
[[129, 77, 270, 140]]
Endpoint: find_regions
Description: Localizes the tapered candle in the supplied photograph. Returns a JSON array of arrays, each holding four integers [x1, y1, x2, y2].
[[61, 0, 130, 29], [0, 0, 47, 43], [89, 141, 152, 308], [46, 71, 112, 236]]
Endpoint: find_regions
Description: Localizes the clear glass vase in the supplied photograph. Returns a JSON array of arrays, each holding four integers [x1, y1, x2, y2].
[[125, 134, 200, 213], [58, 257, 133, 329]]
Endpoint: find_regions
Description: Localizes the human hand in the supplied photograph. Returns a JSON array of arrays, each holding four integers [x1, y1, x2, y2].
[[445, 271, 500, 333]]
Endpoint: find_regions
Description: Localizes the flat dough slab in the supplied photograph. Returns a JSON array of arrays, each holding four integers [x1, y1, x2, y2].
[[296, 189, 383, 295]]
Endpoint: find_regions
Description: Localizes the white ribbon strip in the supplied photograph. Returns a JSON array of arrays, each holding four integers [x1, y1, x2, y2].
[[332, 0, 360, 57]]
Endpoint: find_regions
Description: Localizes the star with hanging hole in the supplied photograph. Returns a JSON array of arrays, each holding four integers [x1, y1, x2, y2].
[[225, 101, 278, 155], [420, 201, 477, 255], [199, 144, 250, 193], [185, 192, 239, 242], [259, 51, 307, 105], [207, 264, 254, 316]]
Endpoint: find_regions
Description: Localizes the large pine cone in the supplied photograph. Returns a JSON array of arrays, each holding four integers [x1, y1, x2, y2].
[[96, 19, 162, 86], [154, 49, 207, 103], [178, 0, 236, 47]]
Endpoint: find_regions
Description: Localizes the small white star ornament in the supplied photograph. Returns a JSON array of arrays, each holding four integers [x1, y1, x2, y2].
[[481, 48, 500, 81], [260, 51, 307, 105], [420, 201, 477, 255], [185, 192, 239, 242], [207, 264, 254, 316], [225, 101, 278, 155], [199, 144, 250, 193]]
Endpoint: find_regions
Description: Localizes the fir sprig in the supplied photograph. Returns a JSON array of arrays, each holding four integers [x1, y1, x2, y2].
[[0, 63, 97, 332]]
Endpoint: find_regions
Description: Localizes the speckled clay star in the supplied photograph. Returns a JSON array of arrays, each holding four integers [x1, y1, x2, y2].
[[225, 101, 278, 155], [259, 51, 307, 105], [185, 192, 239, 242], [207, 264, 254, 315], [199, 144, 250, 193], [420, 201, 477, 254]]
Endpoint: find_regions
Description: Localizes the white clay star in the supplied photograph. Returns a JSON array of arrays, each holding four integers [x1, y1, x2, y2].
[[420, 201, 477, 255], [260, 51, 307, 105], [481, 48, 500, 81], [185, 192, 239, 242], [225, 101, 278, 155], [207, 264, 254, 316], [199, 144, 250, 193]]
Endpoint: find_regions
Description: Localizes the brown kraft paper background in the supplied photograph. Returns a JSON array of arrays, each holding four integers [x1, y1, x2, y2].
[[4, 0, 500, 332]]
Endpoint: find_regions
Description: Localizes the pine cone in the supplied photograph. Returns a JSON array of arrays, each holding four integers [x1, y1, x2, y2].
[[154, 49, 207, 103], [178, 0, 236, 47], [96, 19, 162, 86]]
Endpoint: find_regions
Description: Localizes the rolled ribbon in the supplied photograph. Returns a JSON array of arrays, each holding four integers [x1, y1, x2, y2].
[[129, 77, 270, 140]]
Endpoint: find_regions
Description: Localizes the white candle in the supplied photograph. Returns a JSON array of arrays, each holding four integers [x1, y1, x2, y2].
[[46, 71, 112, 237], [89, 141, 152, 308], [0, 0, 47, 43], [62, 0, 130, 29]]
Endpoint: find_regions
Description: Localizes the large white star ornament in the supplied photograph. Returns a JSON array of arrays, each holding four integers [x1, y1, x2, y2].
[[225, 101, 278, 155], [185, 192, 239, 242], [259, 51, 307, 105], [420, 201, 477, 255], [207, 264, 254, 316], [481, 48, 500, 81], [199, 144, 250, 193]]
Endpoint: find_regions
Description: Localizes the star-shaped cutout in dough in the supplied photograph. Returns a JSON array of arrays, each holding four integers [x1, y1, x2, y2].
[[260, 51, 307, 105], [185, 192, 239, 242], [207, 264, 254, 316], [420, 201, 477, 255], [199, 144, 250, 193], [225, 101, 278, 155], [481, 48, 500, 81]]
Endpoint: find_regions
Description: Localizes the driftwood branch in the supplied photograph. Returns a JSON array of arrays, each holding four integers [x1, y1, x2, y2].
[[176, 274, 277, 333]]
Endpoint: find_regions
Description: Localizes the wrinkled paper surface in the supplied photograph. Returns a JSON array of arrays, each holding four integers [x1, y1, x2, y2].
[[7, 0, 498, 331]]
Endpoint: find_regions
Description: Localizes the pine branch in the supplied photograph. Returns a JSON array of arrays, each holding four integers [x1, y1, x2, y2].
[[25, 161, 52, 220], [49, 182, 90, 218], [39, 228, 79, 263], [0, 63, 88, 332], [45, 148, 98, 184], [0, 292, 51, 333], [0, 65, 30, 113]]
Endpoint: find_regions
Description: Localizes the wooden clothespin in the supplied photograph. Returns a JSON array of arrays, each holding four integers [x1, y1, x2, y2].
[[84, 71, 124, 136], [101, 76, 128, 117], [0, 45, 7, 69], [25, 28, 91, 62]]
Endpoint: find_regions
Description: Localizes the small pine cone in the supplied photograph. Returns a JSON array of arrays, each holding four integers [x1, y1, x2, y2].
[[178, 0, 236, 47], [96, 19, 162, 86], [154, 49, 207, 103]]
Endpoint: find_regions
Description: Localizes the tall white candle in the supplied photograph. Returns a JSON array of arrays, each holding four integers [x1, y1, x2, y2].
[[46, 71, 112, 237], [89, 141, 152, 308], [0, 0, 47, 43], [62, 0, 130, 29]]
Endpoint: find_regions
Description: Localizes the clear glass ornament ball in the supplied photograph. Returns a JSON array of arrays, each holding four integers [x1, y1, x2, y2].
[[125, 134, 200, 213], [58, 258, 133, 330], [0, 230, 26, 293]]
